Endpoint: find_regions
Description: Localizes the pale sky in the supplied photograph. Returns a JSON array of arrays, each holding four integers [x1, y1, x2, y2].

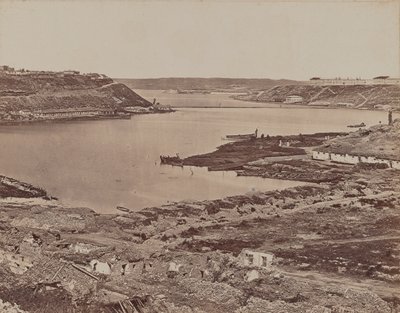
[[0, 0, 398, 80]]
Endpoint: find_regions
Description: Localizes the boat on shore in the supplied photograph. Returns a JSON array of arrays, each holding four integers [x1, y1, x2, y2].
[[347, 122, 366, 128]]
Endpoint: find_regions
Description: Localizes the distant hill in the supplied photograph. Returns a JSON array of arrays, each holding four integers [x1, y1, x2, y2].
[[237, 84, 400, 111], [0, 71, 152, 114], [115, 77, 300, 92]]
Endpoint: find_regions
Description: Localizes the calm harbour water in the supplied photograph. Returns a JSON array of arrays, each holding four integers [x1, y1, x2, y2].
[[0, 92, 392, 213]]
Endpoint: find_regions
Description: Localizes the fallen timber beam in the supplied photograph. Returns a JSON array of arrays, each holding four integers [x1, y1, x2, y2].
[[71, 263, 99, 281]]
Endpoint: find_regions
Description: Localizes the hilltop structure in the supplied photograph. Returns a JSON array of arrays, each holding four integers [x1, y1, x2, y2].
[[309, 76, 400, 86]]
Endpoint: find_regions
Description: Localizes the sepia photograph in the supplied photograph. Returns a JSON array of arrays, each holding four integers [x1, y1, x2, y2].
[[0, 0, 399, 312]]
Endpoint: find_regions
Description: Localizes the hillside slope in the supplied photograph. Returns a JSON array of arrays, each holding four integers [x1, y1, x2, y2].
[[237, 84, 400, 111], [317, 119, 400, 160], [0, 73, 152, 114]]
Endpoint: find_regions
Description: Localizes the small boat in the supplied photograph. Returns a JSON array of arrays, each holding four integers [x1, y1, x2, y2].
[[160, 155, 183, 166], [116, 206, 130, 213], [225, 129, 258, 141], [347, 122, 366, 128], [225, 133, 256, 140]]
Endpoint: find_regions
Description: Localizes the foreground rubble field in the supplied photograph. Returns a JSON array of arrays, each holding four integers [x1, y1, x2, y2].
[[0, 163, 399, 312]]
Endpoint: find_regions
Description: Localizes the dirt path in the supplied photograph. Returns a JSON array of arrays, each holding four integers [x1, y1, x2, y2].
[[317, 234, 400, 246], [280, 268, 400, 298], [62, 232, 130, 248]]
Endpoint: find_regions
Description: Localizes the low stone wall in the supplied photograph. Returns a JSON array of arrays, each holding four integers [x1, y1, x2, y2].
[[312, 151, 331, 161], [330, 153, 360, 165], [360, 156, 392, 167]]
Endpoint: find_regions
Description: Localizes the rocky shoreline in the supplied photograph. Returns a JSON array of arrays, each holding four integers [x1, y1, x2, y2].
[[0, 108, 174, 126]]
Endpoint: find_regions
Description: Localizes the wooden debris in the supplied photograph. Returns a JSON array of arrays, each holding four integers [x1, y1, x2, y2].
[[51, 263, 67, 281], [71, 263, 99, 281]]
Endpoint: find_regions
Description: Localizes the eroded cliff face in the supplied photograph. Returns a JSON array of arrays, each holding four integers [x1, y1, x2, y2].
[[0, 72, 152, 114]]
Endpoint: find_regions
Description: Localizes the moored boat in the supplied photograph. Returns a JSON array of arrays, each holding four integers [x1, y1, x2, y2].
[[116, 206, 130, 212], [225, 129, 258, 141], [347, 122, 366, 128]]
